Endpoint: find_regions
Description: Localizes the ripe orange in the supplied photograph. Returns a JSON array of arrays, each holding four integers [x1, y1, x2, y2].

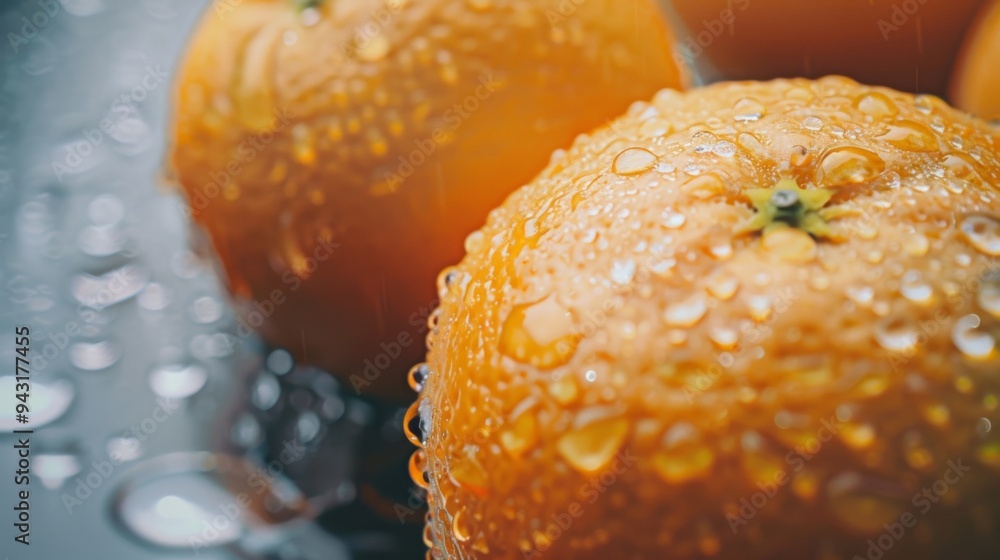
[[665, 0, 985, 96], [412, 76, 1000, 559], [951, 0, 1000, 119], [167, 0, 686, 399]]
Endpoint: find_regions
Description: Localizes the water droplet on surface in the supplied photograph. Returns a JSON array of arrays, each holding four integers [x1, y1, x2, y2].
[[499, 298, 579, 369], [952, 314, 996, 359], [874, 320, 919, 353], [0, 377, 75, 431], [138, 282, 171, 311], [149, 363, 208, 400], [190, 296, 224, 324], [557, 417, 629, 475], [977, 418, 992, 437], [662, 209, 687, 229], [107, 436, 144, 463], [664, 295, 708, 327], [611, 259, 636, 285], [761, 228, 817, 263], [71, 264, 149, 309], [70, 340, 122, 371], [818, 147, 885, 187], [613, 148, 657, 176], [252, 373, 281, 411], [265, 349, 295, 375], [500, 413, 538, 458], [112, 453, 308, 548], [712, 141, 736, 157], [900, 271, 933, 304], [408, 363, 431, 392], [802, 116, 823, 131], [857, 92, 898, 117], [959, 214, 1000, 256], [876, 121, 938, 152], [36, 438, 83, 490]]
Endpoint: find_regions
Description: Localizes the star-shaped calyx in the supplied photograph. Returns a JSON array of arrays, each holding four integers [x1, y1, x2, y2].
[[736, 178, 848, 240]]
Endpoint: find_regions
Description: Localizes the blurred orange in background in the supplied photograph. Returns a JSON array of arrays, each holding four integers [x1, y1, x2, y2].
[[952, 0, 1000, 119], [665, 0, 986, 96], [169, 0, 686, 400]]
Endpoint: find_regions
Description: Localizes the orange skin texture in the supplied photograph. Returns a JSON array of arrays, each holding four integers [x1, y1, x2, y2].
[[167, 0, 685, 400], [666, 0, 985, 96], [416, 77, 1000, 559], [952, 0, 1000, 119]]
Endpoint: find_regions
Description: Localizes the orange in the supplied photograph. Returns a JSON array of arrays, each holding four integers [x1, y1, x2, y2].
[[412, 76, 1000, 559], [952, 0, 1000, 119], [167, 0, 685, 399], [665, 0, 985, 96]]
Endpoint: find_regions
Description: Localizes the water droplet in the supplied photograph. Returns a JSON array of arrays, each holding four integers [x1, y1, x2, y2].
[[952, 314, 996, 359], [900, 271, 933, 304], [680, 174, 726, 198], [0, 377, 75, 431], [71, 264, 150, 310], [664, 295, 708, 327], [857, 92, 898, 117], [818, 146, 885, 187], [977, 418, 992, 437], [190, 296, 224, 324], [802, 116, 823, 131], [662, 209, 687, 229], [404, 400, 425, 448], [408, 363, 430, 392], [959, 214, 1000, 256], [877, 120, 938, 152], [499, 298, 579, 369], [265, 349, 294, 375], [653, 444, 714, 484], [149, 363, 208, 400], [557, 417, 629, 475], [36, 438, 83, 490], [500, 413, 538, 458], [747, 295, 773, 322], [252, 373, 281, 410], [112, 453, 308, 548], [705, 271, 740, 301], [70, 341, 122, 371], [107, 436, 144, 463], [613, 148, 657, 176], [761, 228, 817, 263], [549, 375, 579, 405], [231, 414, 262, 448], [874, 320, 919, 353], [712, 141, 736, 157], [903, 233, 929, 256], [296, 411, 322, 443], [451, 508, 472, 542]]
